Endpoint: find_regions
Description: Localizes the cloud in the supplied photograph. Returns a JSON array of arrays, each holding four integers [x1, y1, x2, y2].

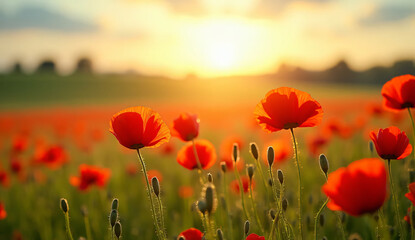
[[0, 6, 98, 32], [360, 5, 415, 26]]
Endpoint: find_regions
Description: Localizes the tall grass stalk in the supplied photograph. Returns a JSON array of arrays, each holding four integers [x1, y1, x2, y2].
[[290, 128, 303, 239]]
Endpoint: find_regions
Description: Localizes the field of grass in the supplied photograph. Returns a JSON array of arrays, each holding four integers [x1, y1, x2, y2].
[[0, 73, 413, 240]]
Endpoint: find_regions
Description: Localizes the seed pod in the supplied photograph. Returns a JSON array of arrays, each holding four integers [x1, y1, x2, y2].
[[282, 198, 288, 212], [111, 198, 119, 210], [197, 199, 207, 214], [319, 154, 329, 175], [216, 229, 224, 240], [267, 146, 274, 167], [247, 164, 254, 180], [152, 177, 160, 197], [244, 220, 250, 236], [114, 221, 122, 239], [269, 209, 277, 220], [110, 209, 118, 228], [369, 141, 374, 154], [319, 213, 325, 227], [60, 198, 69, 213], [220, 162, 227, 173], [277, 169, 284, 185], [203, 183, 217, 214], [232, 143, 239, 162], [249, 142, 259, 161], [207, 173, 213, 183], [268, 178, 273, 186], [81, 205, 88, 217]]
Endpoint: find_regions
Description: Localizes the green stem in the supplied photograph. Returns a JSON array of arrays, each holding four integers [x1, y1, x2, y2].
[[249, 179, 265, 235], [84, 216, 93, 240], [64, 213, 74, 240], [253, 157, 270, 198], [313, 198, 329, 240], [222, 173, 234, 240], [234, 165, 250, 221], [137, 149, 164, 240], [278, 182, 290, 239], [268, 217, 278, 240], [335, 212, 346, 240], [157, 196, 166, 238], [268, 166, 279, 204], [290, 128, 303, 239], [409, 108, 415, 165], [191, 139, 206, 184], [388, 159, 405, 239]]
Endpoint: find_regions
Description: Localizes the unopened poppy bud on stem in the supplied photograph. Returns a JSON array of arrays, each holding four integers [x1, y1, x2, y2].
[[203, 183, 217, 214], [232, 143, 239, 162], [244, 220, 250, 236], [114, 221, 122, 239], [197, 199, 207, 214], [60, 198, 69, 213], [247, 164, 254, 180], [282, 198, 288, 212], [151, 177, 160, 197], [249, 142, 259, 161], [178, 236, 185, 240], [110, 209, 118, 228], [267, 146, 274, 167], [319, 213, 325, 227], [207, 173, 213, 183], [319, 154, 329, 176], [369, 141, 374, 154], [277, 169, 284, 185], [111, 198, 119, 210], [269, 209, 277, 220], [220, 162, 227, 173], [216, 229, 224, 240]]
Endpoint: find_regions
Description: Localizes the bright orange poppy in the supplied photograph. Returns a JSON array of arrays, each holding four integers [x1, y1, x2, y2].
[[177, 139, 216, 170], [382, 74, 415, 110], [322, 158, 388, 216], [254, 87, 323, 132], [178, 186, 194, 199], [369, 126, 412, 160], [405, 182, 415, 206], [34, 145, 68, 169], [231, 176, 255, 194], [178, 228, 203, 240], [110, 106, 170, 149], [171, 113, 200, 141], [246, 234, 265, 240], [70, 164, 111, 191]]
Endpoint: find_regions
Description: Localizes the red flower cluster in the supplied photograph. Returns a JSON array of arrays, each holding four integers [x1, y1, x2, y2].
[[70, 164, 111, 191]]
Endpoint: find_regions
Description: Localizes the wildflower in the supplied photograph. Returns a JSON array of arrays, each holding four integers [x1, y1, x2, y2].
[[405, 182, 415, 206], [177, 139, 216, 170], [171, 113, 200, 141], [246, 233, 265, 240], [0, 202, 6, 220], [178, 228, 203, 240], [230, 176, 255, 194], [382, 74, 415, 110], [179, 186, 194, 199], [70, 164, 111, 191], [370, 126, 412, 160]]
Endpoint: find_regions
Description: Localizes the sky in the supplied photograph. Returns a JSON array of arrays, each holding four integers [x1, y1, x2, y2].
[[0, 0, 414, 77]]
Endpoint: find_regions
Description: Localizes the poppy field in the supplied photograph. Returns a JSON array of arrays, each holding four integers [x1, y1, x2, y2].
[[1, 74, 415, 240]]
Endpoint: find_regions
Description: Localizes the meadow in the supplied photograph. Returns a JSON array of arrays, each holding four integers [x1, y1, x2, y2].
[[0, 73, 414, 240]]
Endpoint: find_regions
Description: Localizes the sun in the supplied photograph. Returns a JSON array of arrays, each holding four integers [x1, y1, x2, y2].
[[205, 40, 238, 70]]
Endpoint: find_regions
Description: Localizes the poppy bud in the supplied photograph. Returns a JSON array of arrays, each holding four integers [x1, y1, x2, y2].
[[81, 205, 88, 217], [319, 154, 329, 175], [60, 198, 69, 213], [114, 221, 122, 239], [369, 141, 374, 154], [282, 198, 288, 212], [268, 178, 273, 186], [197, 199, 207, 214], [203, 183, 217, 214], [207, 173, 213, 183], [319, 213, 325, 227], [267, 146, 274, 167], [152, 177, 160, 197], [110, 209, 118, 228], [232, 143, 239, 162], [111, 198, 119, 211], [220, 162, 227, 173], [277, 169, 284, 185], [178, 237, 185, 240], [244, 220, 250, 236], [217, 229, 224, 240], [247, 164, 254, 180], [269, 209, 277, 220], [249, 142, 259, 161], [409, 168, 415, 183]]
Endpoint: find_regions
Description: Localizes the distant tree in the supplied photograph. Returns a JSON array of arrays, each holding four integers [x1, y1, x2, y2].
[[75, 57, 93, 74], [391, 60, 415, 76], [326, 60, 355, 83], [36, 59, 56, 73]]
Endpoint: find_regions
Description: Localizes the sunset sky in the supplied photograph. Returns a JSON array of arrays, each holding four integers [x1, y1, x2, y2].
[[0, 0, 414, 77]]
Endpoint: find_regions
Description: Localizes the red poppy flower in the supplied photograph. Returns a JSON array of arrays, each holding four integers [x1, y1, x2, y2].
[[125, 162, 138, 176], [231, 176, 255, 194], [404, 207, 413, 226], [11, 135, 28, 154], [0, 170, 10, 187], [160, 141, 175, 155], [171, 113, 200, 141], [147, 169, 163, 183], [178, 228, 203, 240], [369, 126, 412, 160], [405, 182, 415, 206], [35, 145, 68, 169], [322, 158, 388, 216], [262, 139, 291, 167], [179, 186, 194, 199], [10, 158, 23, 174], [246, 233, 265, 240], [254, 87, 323, 132], [110, 106, 170, 149], [177, 139, 216, 170], [0, 202, 6, 220], [323, 117, 353, 139], [70, 164, 111, 191], [306, 133, 329, 157], [382, 74, 415, 110]]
